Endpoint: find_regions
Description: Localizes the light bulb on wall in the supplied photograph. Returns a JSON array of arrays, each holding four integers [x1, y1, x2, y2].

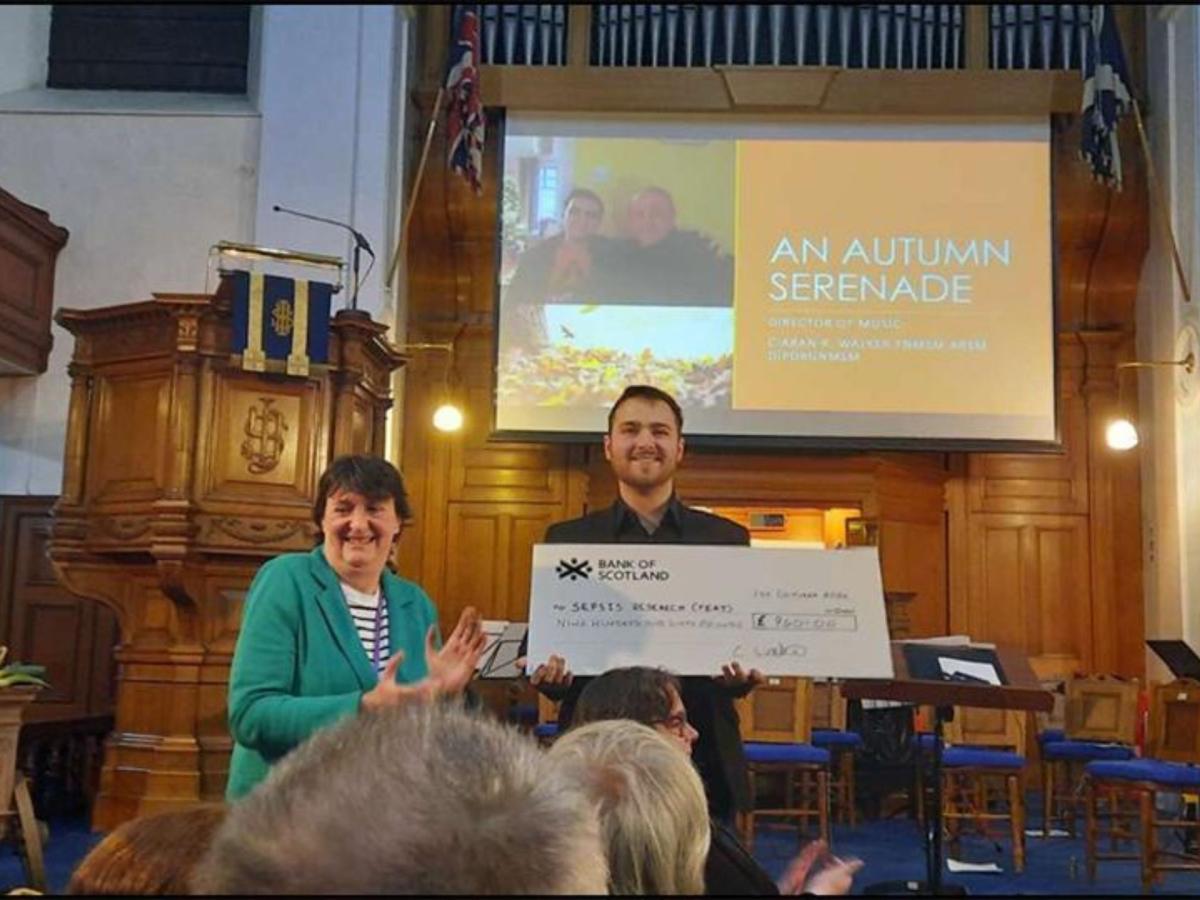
[[394, 335, 466, 435], [1108, 342, 1196, 453], [1105, 418, 1139, 451], [432, 403, 464, 432]]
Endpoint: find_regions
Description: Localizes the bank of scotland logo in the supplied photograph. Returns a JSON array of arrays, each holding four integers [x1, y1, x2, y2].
[[556, 558, 592, 581]]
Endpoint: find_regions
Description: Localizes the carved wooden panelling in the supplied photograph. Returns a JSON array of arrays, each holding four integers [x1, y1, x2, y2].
[[671, 455, 877, 508], [443, 345, 574, 504], [352, 395, 373, 452], [0, 236, 37, 313], [967, 375, 1089, 516], [196, 515, 313, 551], [0, 497, 117, 724], [878, 519, 947, 638], [0, 187, 68, 374], [441, 504, 564, 625], [966, 514, 1091, 669], [197, 372, 323, 508], [454, 443, 571, 503], [86, 373, 169, 504]]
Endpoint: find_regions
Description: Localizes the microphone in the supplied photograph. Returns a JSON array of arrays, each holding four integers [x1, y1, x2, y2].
[[272, 204, 374, 311], [272, 204, 374, 255]]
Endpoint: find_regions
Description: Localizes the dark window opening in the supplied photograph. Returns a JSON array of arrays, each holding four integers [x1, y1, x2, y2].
[[48, 4, 250, 94]]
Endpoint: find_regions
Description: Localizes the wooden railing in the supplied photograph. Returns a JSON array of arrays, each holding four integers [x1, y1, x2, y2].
[[425, 5, 1135, 114]]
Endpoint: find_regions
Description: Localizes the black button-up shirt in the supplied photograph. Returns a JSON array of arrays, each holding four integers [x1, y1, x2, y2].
[[545, 494, 749, 547]]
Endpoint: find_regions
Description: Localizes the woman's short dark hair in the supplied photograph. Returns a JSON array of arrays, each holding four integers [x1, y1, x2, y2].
[[312, 455, 412, 532], [572, 666, 681, 729]]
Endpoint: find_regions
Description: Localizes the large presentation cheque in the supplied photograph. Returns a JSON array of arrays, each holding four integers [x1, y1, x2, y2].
[[527, 544, 894, 678]]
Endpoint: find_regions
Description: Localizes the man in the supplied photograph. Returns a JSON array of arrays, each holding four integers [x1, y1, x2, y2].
[[530, 383, 763, 822], [193, 703, 608, 894], [599, 186, 733, 306], [571, 667, 862, 896]]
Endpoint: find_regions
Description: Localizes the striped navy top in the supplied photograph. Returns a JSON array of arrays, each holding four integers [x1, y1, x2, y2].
[[339, 581, 389, 674]]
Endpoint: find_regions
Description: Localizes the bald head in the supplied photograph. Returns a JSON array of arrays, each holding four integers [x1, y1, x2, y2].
[[628, 187, 677, 247]]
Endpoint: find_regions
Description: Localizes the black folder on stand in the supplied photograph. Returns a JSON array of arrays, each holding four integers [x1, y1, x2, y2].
[[1147, 640, 1200, 679]]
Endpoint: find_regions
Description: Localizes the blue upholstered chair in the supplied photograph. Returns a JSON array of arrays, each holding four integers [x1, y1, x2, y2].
[[811, 679, 861, 826], [1084, 679, 1200, 891], [736, 677, 831, 851], [1042, 676, 1139, 838], [1042, 737, 1134, 835], [915, 707, 1028, 873]]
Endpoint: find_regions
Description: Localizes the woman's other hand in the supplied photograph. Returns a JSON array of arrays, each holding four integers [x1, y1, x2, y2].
[[360, 651, 435, 711]]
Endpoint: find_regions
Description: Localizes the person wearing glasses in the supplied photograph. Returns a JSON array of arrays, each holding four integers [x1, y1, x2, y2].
[[571, 666, 861, 896]]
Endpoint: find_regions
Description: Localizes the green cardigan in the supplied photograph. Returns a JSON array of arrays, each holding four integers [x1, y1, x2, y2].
[[225, 546, 439, 800]]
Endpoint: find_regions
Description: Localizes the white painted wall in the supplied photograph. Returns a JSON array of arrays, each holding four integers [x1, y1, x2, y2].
[[0, 111, 261, 494], [0, 4, 412, 495], [253, 5, 402, 322], [0, 6, 50, 94], [1141, 5, 1200, 675]]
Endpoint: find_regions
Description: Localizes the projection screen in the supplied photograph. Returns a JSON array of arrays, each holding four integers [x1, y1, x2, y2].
[[493, 116, 1057, 448]]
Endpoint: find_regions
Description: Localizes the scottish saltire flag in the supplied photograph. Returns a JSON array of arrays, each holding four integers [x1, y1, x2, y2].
[[446, 7, 485, 194], [1080, 5, 1132, 188], [229, 271, 332, 377]]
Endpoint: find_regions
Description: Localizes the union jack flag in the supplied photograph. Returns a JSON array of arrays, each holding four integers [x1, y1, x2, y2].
[[446, 7, 485, 194], [1080, 5, 1132, 189]]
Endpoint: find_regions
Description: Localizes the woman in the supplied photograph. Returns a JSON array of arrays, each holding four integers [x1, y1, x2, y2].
[[225, 455, 486, 800], [548, 719, 711, 895], [571, 667, 862, 896]]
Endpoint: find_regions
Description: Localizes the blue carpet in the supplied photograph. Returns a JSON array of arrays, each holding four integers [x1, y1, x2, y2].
[[0, 815, 102, 894], [5, 801, 1199, 894], [753, 814, 1200, 895]]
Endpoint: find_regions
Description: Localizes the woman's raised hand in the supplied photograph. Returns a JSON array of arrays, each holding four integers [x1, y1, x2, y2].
[[425, 606, 487, 696], [360, 608, 487, 711]]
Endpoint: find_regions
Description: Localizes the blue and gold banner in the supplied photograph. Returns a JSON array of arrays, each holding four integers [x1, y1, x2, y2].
[[229, 270, 332, 376]]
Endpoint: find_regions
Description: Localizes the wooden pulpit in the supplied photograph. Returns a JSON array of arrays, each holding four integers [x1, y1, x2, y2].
[[49, 286, 405, 829]]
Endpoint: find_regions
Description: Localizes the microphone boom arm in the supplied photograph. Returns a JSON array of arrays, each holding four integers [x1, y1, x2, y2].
[[272, 204, 374, 311]]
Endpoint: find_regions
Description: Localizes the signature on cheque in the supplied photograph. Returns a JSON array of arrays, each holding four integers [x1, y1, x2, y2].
[[732, 642, 808, 660]]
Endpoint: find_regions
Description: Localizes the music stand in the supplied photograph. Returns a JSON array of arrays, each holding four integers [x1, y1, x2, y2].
[[478, 622, 528, 679], [843, 642, 1053, 895], [1147, 639, 1200, 679]]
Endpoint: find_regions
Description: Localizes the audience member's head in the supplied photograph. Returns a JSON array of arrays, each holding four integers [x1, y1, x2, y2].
[[549, 719, 710, 895], [193, 703, 608, 895], [573, 665, 699, 754], [66, 804, 226, 895], [628, 186, 677, 247], [563, 188, 604, 242]]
